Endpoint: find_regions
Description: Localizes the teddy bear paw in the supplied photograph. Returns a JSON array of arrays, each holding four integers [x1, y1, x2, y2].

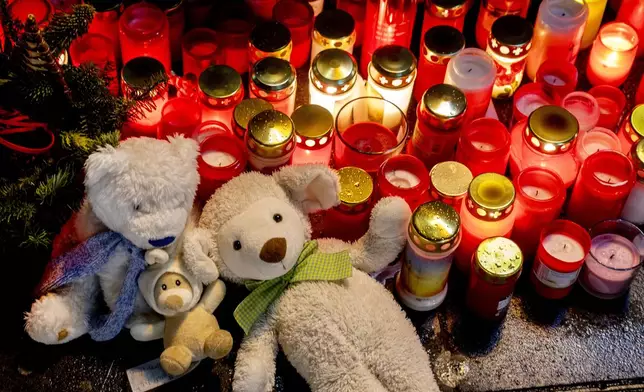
[[204, 330, 233, 359], [145, 248, 169, 266], [24, 294, 87, 345], [370, 197, 412, 240], [160, 345, 194, 376]]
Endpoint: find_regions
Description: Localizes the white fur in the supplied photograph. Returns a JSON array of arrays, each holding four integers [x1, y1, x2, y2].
[[25, 136, 200, 344]]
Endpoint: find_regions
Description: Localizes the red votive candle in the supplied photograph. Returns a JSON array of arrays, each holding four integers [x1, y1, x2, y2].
[[429, 161, 473, 211], [336, 0, 366, 47], [193, 120, 231, 143], [455, 118, 510, 177], [215, 19, 252, 75], [512, 82, 559, 125], [8, 0, 53, 26], [119, 3, 171, 73], [86, 0, 122, 62], [530, 219, 591, 299], [334, 97, 408, 174], [69, 33, 118, 95], [574, 127, 621, 165], [617, 104, 644, 154], [249, 21, 293, 66], [587, 22, 638, 87], [474, 0, 530, 49], [273, 0, 314, 69], [182, 28, 218, 79], [291, 104, 334, 166], [198, 65, 244, 127], [158, 97, 202, 140], [197, 127, 247, 202], [150, 0, 185, 64], [561, 91, 600, 134], [246, 109, 295, 174], [377, 154, 430, 211], [535, 60, 578, 99], [420, 0, 467, 42], [511, 167, 566, 260], [589, 85, 627, 131], [567, 150, 636, 228]]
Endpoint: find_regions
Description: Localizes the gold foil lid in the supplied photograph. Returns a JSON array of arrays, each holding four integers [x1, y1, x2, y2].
[[466, 173, 515, 221], [488, 15, 533, 59], [292, 104, 334, 142], [122, 56, 167, 92], [250, 57, 296, 100], [427, 0, 467, 18], [474, 237, 523, 284], [370, 45, 417, 89], [526, 105, 579, 154], [430, 161, 473, 199], [626, 104, 644, 143], [247, 110, 295, 158], [409, 201, 461, 253], [310, 49, 358, 95], [338, 167, 373, 208], [250, 21, 292, 53], [423, 25, 465, 65], [421, 84, 467, 130], [632, 139, 644, 181], [314, 9, 355, 39], [233, 99, 273, 136], [199, 65, 243, 100]]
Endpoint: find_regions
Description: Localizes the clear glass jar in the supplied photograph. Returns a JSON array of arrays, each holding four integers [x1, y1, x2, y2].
[[309, 49, 361, 119], [367, 45, 417, 116]]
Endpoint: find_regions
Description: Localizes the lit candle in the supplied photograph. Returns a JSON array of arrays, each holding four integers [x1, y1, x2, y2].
[[444, 48, 496, 122], [181, 28, 218, 79], [475, 0, 531, 49], [587, 22, 639, 87], [119, 3, 171, 73], [420, 0, 467, 39], [621, 140, 644, 224], [69, 33, 118, 95], [377, 154, 430, 211], [309, 49, 361, 119], [589, 85, 627, 131], [249, 57, 296, 116], [617, 104, 644, 155], [561, 91, 600, 134], [512, 82, 558, 125], [193, 120, 232, 143], [535, 59, 578, 98], [455, 118, 511, 176], [616, 0, 644, 57], [246, 109, 295, 174], [525, 0, 588, 81], [215, 19, 252, 75], [231, 99, 273, 139], [310, 9, 356, 62], [249, 21, 292, 66], [336, 0, 366, 47], [291, 104, 334, 166], [273, 0, 314, 69], [86, 0, 122, 63], [158, 97, 202, 140], [574, 126, 621, 164], [580, 0, 608, 49], [429, 161, 473, 211], [8, 0, 53, 26], [198, 65, 244, 128], [366, 45, 417, 118]]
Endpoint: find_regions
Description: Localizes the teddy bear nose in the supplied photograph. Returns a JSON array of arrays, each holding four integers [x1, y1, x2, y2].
[[165, 295, 184, 310], [259, 238, 287, 263], [149, 236, 176, 247]]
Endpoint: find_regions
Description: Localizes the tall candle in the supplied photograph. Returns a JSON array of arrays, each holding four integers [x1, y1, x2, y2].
[[249, 21, 292, 66], [86, 0, 122, 63], [621, 139, 644, 224], [272, 0, 314, 69], [420, 0, 467, 39], [475, 0, 531, 49], [336, 0, 366, 47], [119, 3, 171, 73], [120, 57, 168, 133], [429, 161, 473, 210], [231, 99, 273, 139], [150, 0, 184, 65], [199, 65, 244, 128], [309, 49, 361, 119], [249, 57, 297, 116], [587, 22, 639, 87], [580, 0, 608, 49], [181, 28, 218, 79], [311, 9, 356, 62], [561, 91, 600, 134], [574, 127, 621, 164], [215, 19, 252, 75], [246, 110, 295, 174], [366, 45, 417, 119]]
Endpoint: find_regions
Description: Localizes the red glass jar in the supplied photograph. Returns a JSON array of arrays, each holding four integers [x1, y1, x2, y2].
[[511, 82, 559, 125], [511, 167, 566, 259], [311, 9, 356, 61], [617, 104, 644, 154], [119, 3, 171, 72], [231, 99, 274, 139], [454, 173, 516, 274], [429, 161, 473, 211], [249, 21, 293, 66], [455, 118, 510, 177], [377, 154, 430, 211], [87, 0, 122, 63], [215, 19, 252, 75], [567, 150, 636, 229], [69, 33, 118, 95], [273, 0, 314, 69], [561, 91, 600, 135], [246, 109, 295, 174], [420, 0, 467, 42], [193, 119, 231, 142], [336, 0, 366, 47], [475, 0, 530, 49], [150, 0, 185, 64], [291, 104, 334, 166], [574, 126, 621, 165], [181, 28, 218, 79], [198, 65, 244, 127], [466, 237, 523, 320], [8, 0, 53, 26], [535, 59, 578, 98], [409, 84, 467, 171], [588, 85, 626, 131], [530, 219, 591, 299], [249, 57, 297, 116], [413, 25, 465, 102], [158, 97, 202, 140]]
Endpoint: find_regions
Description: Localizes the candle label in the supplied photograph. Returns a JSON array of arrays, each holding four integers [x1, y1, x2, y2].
[[532, 258, 580, 288], [401, 243, 453, 298]]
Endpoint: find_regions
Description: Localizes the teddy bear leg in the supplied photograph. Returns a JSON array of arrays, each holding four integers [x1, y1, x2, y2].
[[309, 364, 389, 392], [204, 329, 233, 360], [160, 345, 194, 376]]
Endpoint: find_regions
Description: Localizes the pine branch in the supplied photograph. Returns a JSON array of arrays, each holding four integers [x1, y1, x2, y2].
[[35, 169, 72, 205], [0, 0, 18, 51], [44, 4, 95, 55], [0, 198, 37, 225], [20, 228, 51, 248]]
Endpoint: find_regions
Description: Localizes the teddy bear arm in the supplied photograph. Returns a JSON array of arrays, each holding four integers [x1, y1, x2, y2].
[[232, 315, 279, 392], [198, 279, 226, 314]]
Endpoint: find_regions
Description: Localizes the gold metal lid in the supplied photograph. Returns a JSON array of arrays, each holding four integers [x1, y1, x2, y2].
[[526, 106, 579, 154], [250, 57, 296, 101], [122, 56, 167, 90], [632, 139, 644, 181], [488, 15, 533, 59], [338, 167, 373, 208], [247, 110, 295, 158], [427, 0, 467, 18], [409, 201, 461, 253], [233, 99, 273, 137], [369, 45, 417, 89], [314, 9, 355, 39], [423, 25, 465, 65], [310, 49, 358, 95], [474, 237, 523, 284], [250, 21, 292, 53], [199, 65, 243, 99], [626, 104, 644, 143], [292, 104, 334, 143], [466, 173, 515, 221], [430, 161, 473, 200], [421, 84, 467, 130]]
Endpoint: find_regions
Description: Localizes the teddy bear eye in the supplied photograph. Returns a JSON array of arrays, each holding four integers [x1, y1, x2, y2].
[[175, 280, 181, 286], [273, 214, 282, 223], [162, 284, 167, 290], [233, 240, 242, 251]]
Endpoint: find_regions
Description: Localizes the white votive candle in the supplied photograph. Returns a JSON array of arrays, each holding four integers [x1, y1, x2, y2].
[[385, 169, 421, 189], [202, 151, 236, 167], [521, 185, 554, 200], [542, 233, 586, 262]]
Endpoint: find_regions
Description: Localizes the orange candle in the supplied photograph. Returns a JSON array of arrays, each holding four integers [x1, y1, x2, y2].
[[587, 22, 639, 87]]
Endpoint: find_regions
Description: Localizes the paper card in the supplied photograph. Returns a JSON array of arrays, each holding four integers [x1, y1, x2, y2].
[[126, 358, 200, 392]]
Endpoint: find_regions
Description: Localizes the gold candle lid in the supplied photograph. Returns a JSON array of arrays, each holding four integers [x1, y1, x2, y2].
[[427, 0, 467, 19], [409, 201, 461, 253], [423, 25, 465, 65], [430, 161, 473, 200], [291, 104, 334, 144], [526, 106, 579, 154], [122, 56, 167, 99], [233, 99, 273, 137], [421, 84, 467, 130], [250, 21, 292, 54], [247, 110, 295, 158], [250, 57, 296, 100], [338, 167, 373, 209], [199, 65, 243, 107], [488, 15, 533, 59], [474, 237, 523, 284], [632, 139, 644, 181], [466, 173, 515, 221], [626, 104, 644, 143], [314, 9, 355, 44], [310, 49, 358, 95], [369, 45, 417, 89]]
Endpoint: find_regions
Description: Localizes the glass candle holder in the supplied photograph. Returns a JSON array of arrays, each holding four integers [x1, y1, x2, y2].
[[408, 84, 467, 170], [309, 49, 360, 119], [360, 0, 417, 77], [273, 0, 314, 69], [158, 97, 202, 140], [588, 85, 627, 131], [249, 57, 296, 116], [8, 0, 53, 26], [580, 0, 608, 49], [574, 127, 621, 164], [87, 0, 122, 63], [421, 0, 467, 38], [119, 3, 171, 72], [511, 167, 566, 259], [121, 57, 169, 131], [579, 219, 644, 299], [617, 104, 644, 154], [429, 161, 473, 211], [486, 15, 533, 99], [567, 150, 636, 228], [193, 119, 231, 143], [377, 154, 431, 210], [530, 219, 591, 299], [367, 45, 417, 116], [561, 91, 600, 134], [535, 59, 578, 98], [512, 82, 558, 125], [475, 0, 531, 49], [246, 109, 295, 173], [70, 33, 118, 95], [245, 0, 277, 20], [198, 65, 244, 127], [444, 48, 496, 122], [525, 0, 588, 81], [455, 118, 511, 176], [622, 140, 644, 224], [231, 99, 273, 139], [466, 237, 523, 320], [413, 25, 465, 102], [587, 22, 639, 87], [311, 9, 356, 63], [396, 201, 461, 311], [150, 0, 184, 64], [249, 21, 293, 66], [182, 28, 218, 79], [454, 173, 517, 274], [336, 0, 366, 47], [334, 97, 408, 174], [215, 19, 252, 75], [509, 106, 580, 187], [616, 0, 644, 57], [197, 125, 247, 202], [291, 104, 334, 165]]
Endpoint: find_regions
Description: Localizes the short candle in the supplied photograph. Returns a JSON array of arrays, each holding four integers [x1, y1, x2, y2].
[[587, 22, 639, 87]]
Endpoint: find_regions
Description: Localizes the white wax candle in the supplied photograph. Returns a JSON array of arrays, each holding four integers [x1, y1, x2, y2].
[[522, 185, 554, 200], [562, 92, 600, 133], [474, 142, 496, 152], [445, 48, 496, 92], [516, 93, 550, 118], [542, 233, 585, 262], [202, 150, 236, 167], [582, 233, 641, 297], [594, 171, 628, 186], [543, 74, 566, 86], [385, 169, 421, 189]]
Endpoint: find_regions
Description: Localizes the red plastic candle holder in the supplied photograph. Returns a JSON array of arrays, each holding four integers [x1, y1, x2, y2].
[[69, 33, 118, 95], [420, 0, 467, 43], [336, 0, 366, 47], [86, 0, 122, 62], [561, 91, 600, 134], [512, 82, 559, 125], [8, 0, 53, 26], [215, 19, 252, 75], [197, 128, 247, 202], [587, 22, 638, 87], [158, 97, 202, 140], [530, 219, 591, 299], [291, 104, 334, 166], [249, 57, 296, 116], [574, 127, 621, 164], [119, 3, 171, 72], [149, 0, 185, 64], [377, 154, 430, 211], [455, 118, 510, 177], [474, 0, 530, 49], [636, 77, 644, 105], [182, 28, 218, 79], [193, 120, 232, 143], [535, 60, 578, 99], [273, 0, 314, 69], [245, 0, 278, 20], [589, 85, 627, 131]]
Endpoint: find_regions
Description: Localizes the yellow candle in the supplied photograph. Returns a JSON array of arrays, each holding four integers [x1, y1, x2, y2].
[[579, 0, 608, 49]]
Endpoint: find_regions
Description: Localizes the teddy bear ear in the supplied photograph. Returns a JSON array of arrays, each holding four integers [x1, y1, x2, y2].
[[167, 135, 200, 163], [274, 164, 340, 214], [84, 145, 121, 189]]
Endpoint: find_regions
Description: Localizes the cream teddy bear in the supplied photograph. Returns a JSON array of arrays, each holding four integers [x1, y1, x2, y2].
[[184, 164, 439, 392]]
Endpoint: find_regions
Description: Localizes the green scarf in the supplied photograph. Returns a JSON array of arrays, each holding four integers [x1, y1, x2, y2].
[[233, 241, 352, 334]]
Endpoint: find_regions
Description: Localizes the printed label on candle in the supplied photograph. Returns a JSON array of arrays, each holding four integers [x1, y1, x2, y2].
[[533, 258, 581, 288], [496, 295, 512, 315]]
